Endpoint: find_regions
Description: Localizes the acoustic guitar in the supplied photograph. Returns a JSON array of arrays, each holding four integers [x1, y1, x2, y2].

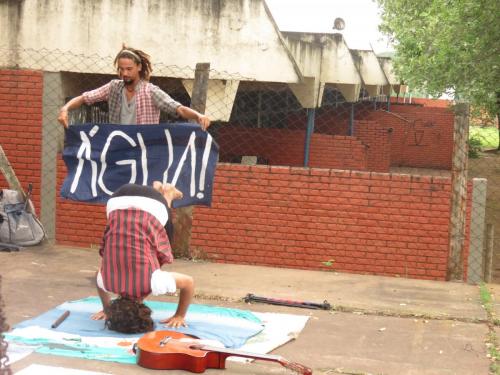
[[135, 330, 312, 374]]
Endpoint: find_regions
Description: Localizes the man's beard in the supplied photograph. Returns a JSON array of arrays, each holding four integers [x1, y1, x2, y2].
[[123, 78, 134, 85]]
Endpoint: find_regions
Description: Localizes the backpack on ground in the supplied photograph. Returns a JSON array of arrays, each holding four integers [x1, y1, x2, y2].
[[0, 184, 45, 247]]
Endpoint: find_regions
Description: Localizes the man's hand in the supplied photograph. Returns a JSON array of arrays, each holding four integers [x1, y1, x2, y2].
[[57, 96, 85, 128], [176, 105, 211, 130], [57, 108, 69, 128], [160, 315, 188, 328], [91, 310, 107, 320], [196, 114, 211, 131]]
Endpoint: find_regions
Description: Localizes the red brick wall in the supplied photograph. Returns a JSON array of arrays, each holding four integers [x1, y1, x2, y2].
[[55, 157, 107, 247], [391, 103, 455, 116], [0, 70, 43, 208], [217, 126, 304, 165], [309, 134, 368, 170], [191, 164, 454, 280], [234, 104, 454, 172], [0, 70, 472, 282], [54, 160, 473, 281], [391, 105, 455, 169], [216, 126, 369, 170], [367, 108, 454, 170], [354, 120, 392, 172], [391, 97, 452, 108]]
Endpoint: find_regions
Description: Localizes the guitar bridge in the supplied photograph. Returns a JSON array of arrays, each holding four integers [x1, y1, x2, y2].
[[159, 336, 172, 347]]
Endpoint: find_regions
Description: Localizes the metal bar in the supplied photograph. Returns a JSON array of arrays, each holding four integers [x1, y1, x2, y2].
[[244, 293, 331, 310]]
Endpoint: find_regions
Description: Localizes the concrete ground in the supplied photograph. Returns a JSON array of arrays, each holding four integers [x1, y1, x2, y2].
[[0, 243, 493, 375]]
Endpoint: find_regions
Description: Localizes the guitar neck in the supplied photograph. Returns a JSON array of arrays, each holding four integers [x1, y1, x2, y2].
[[199, 345, 312, 374], [200, 345, 281, 361]]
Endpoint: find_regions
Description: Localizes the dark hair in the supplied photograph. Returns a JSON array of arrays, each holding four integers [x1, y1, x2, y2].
[[114, 45, 153, 81], [105, 296, 154, 334]]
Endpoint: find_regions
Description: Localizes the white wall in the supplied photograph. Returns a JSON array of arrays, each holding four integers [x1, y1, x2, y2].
[[0, 0, 301, 82]]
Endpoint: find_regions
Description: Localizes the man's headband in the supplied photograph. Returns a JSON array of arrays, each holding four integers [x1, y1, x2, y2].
[[118, 49, 141, 63]]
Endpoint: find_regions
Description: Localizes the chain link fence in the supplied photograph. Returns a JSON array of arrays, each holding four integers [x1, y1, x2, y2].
[[0, 46, 498, 284], [467, 109, 499, 283]]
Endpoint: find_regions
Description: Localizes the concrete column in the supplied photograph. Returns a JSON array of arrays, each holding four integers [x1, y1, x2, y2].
[[41, 72, 65, 241], [447, 102, 469, 281], [173, 63, 210, 259], [467, 178, 487, 284], [182, 79, 239, 122]]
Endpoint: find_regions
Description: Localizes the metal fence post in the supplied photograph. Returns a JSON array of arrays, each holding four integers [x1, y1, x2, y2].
[[303, 108, 316, 167], [349, 102, 355, 135], [447, 102, 469, 281], [172, 62, 210, 258]]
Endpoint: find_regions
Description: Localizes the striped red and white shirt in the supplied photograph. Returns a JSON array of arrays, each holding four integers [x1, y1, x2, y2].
[[99, 184, 173, 299]]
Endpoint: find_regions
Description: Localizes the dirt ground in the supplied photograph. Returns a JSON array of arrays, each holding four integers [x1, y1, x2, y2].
[[0, 244, 492, 375]]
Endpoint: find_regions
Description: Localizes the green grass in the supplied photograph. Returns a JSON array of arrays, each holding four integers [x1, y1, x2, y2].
[[480, 283, 500, 374], [480, 283, 493, 312], [469, 126, 499, 150]]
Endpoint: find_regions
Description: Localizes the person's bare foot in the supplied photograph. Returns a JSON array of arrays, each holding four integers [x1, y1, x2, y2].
[[162, 183, 183, 204], [153, 181, 183, 207], [153, 181, 163, 192]]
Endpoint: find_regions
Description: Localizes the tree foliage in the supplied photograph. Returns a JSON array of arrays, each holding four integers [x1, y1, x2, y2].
[[377, 0, 500, 116]]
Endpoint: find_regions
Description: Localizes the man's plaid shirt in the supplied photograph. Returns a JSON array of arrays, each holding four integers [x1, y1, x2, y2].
[[82, 80, 181, 124]]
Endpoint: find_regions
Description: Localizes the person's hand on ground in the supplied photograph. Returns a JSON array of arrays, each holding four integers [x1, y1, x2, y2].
[[91, 310, 107, 320], [160, 315, 188, 328]]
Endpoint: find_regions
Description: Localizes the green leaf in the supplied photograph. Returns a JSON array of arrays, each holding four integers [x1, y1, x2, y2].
[[377, 0, 500, 116]]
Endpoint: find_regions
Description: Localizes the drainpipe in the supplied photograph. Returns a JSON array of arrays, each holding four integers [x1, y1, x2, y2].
[[387, 96, 391, 112], [303, 108, 316, 167]]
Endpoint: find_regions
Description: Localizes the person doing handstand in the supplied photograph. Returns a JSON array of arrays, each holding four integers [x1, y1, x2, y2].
[[91, 181, 194, 333]]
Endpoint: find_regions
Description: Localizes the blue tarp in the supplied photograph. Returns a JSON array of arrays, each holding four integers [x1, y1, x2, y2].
[[6, 297, 264, 363]]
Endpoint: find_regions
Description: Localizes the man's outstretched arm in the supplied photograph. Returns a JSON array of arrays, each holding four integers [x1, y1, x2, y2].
[[176, 105, 211, 131], [159, 272, 194, 328], [91, 271, 112, 320]]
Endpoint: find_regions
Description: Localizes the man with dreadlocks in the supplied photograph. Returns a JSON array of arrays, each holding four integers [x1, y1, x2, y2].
[[91, 181, 194, 333], [57, 46, 210, 130]]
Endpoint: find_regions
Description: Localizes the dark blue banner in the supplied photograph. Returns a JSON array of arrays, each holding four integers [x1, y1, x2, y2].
[[61, 123, 219, 208]]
